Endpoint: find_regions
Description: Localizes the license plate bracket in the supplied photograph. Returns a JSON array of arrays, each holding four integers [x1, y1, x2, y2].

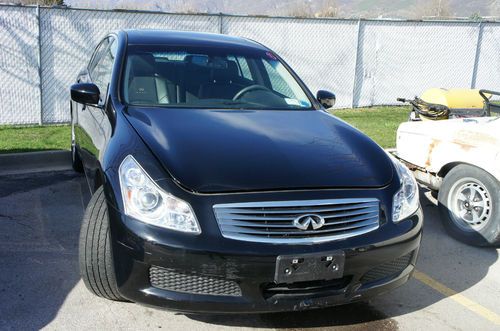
[[274, 251, 345, 284]]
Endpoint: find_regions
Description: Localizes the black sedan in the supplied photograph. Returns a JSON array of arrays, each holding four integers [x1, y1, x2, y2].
[[71, 29, 423, 313]]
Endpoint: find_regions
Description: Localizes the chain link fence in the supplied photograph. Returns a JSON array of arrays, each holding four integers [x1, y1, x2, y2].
[[222, 16, 359, 109], [0, 6, 40, 125], [0, 4, 499, 125], [352, 20, 482, 107], [474, 23, 500, 90], [39, 8, 219, 123]]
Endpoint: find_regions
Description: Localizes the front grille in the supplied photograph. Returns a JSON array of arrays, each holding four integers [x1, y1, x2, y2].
[[149, 266, 242, 297], [262, 277, 352, 300], [213, 198, 380, 244], [360, 252, 413, 284]]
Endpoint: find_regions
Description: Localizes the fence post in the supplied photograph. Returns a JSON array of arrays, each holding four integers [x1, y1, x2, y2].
[[36, 5, 43, 125], [218, 12, 223, 34], [351, 19, 362, 108], [470, 22, 483, 89]]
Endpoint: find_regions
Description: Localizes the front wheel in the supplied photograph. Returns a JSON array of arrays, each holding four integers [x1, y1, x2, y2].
[[438, 164, 500, 246], [79, 187, 125, 301]]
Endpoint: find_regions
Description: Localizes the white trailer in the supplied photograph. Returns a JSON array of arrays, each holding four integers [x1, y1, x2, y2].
[[395, 116, 500, 246]]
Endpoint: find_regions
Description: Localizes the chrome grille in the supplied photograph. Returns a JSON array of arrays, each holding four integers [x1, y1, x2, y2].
[[213, 198, 380, 244]]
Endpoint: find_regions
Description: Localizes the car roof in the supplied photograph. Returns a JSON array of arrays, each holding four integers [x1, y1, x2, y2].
[[123, 29, 268, 51]]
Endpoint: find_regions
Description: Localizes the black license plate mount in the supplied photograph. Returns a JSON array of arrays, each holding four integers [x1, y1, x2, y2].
[[274, 251, 345, 284]]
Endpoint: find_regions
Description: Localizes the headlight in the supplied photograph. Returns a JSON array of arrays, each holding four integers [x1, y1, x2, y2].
[[390, 154, 419, 222], [119, 155, 201, 234]]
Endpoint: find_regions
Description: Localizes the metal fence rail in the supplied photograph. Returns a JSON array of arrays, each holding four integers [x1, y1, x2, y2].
[[0, 4, 499, 125]]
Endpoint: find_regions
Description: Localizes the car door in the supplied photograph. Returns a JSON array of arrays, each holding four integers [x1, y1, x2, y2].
[[75, 36, 116, 188]]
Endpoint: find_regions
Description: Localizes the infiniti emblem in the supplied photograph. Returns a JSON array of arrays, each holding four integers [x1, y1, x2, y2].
[[293, 214, 325, 230]]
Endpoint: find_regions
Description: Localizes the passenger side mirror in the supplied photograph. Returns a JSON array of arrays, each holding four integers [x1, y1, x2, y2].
[[317, 90, 336, 109], [71, 83, 101, 106]]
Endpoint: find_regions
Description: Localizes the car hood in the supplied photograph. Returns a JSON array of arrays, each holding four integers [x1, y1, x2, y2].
[[125, 107, 394, 193]]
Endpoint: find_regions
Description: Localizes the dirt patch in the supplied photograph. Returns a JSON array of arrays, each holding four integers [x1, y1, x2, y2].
[[425, 139, 439, 168]]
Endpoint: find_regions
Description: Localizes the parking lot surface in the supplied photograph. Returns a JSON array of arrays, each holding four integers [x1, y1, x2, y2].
[[0, 171, 498, 331]]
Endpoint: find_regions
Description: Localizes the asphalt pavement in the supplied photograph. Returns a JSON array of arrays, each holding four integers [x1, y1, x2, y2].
[[0, 170, 498, 331]]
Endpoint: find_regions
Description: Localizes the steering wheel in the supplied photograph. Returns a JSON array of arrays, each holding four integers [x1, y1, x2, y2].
[[233, 85, 271, 101]]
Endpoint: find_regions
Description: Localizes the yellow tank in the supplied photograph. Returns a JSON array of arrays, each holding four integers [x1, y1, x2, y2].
[[420, 88, 487, 109]]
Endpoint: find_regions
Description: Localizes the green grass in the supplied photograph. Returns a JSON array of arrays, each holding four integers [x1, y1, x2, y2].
[[333, 106, 408, 148], [0, 125, 70, 154], [0, 106, 408, 154]]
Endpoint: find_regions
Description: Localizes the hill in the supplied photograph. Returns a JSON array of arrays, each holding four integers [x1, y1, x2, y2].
[[24, 0, 500, 19]]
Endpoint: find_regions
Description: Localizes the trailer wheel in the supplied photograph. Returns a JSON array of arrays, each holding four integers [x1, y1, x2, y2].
[[438, 164, 500, 246], [79, 187, 125, 301]]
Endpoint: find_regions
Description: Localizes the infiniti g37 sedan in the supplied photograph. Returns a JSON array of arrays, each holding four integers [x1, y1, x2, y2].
[[71, 29, 423, 313]]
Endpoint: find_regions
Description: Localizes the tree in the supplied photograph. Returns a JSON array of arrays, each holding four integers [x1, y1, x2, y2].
[[315, 0, 339, 18], [469, 12, 483, 21], [413, 0, 452, 19], [488, 0, 500, 18], [285, 0, 339, 18], [7, 0, 65, 5], [286, 2, 315, 18]]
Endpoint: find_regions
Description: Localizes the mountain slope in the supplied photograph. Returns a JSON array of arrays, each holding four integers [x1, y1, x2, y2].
[[62, 0, 498, 18]]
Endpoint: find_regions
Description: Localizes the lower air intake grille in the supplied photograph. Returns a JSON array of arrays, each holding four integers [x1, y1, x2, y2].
[[360, 252, 413, 284], [149, 266, 242, 297], [262, 277, 352, 300]]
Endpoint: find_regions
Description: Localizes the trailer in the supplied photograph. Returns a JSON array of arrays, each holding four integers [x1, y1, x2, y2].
[[395, 89, 500, 246]]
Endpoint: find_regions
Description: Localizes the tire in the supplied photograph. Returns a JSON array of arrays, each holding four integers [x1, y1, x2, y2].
[[438, 164, 500, 246], [79, 187, 125, 301], [71, 125, 83, 173]]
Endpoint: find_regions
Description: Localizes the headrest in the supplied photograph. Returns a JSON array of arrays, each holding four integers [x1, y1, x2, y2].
[[185, 54, 208, 66], [227, 61, 239, 77], [128, 53, 156, 77], [213, 60, 239, 83]]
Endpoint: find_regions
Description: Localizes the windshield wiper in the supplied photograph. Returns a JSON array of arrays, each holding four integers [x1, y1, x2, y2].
[[219, 101, 254, 106]]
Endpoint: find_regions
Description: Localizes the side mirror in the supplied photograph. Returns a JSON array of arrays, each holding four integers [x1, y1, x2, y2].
[[317, 90, 336, 109], [71, 83, 100, 106]]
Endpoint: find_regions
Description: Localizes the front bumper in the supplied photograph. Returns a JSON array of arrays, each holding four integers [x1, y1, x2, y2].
[[108, 203, 423, 313]]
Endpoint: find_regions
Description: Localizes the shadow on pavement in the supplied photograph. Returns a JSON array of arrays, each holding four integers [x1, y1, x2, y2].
[[365, 187, 499, 320], [0, 171, 89, 331], [188, 188, 498, 329], [0, 173, 497, 330], [189, 301, 397, 330]]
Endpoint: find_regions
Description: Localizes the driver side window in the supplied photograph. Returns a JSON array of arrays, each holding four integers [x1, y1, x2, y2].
[[88, 37, 116, 102]]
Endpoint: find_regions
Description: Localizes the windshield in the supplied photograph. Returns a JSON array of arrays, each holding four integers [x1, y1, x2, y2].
[[122, 45, 313, 110]]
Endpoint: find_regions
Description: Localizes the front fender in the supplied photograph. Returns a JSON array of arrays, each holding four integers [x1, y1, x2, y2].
[[100, 106, 173, 211], [396, 118, 500, 180]]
